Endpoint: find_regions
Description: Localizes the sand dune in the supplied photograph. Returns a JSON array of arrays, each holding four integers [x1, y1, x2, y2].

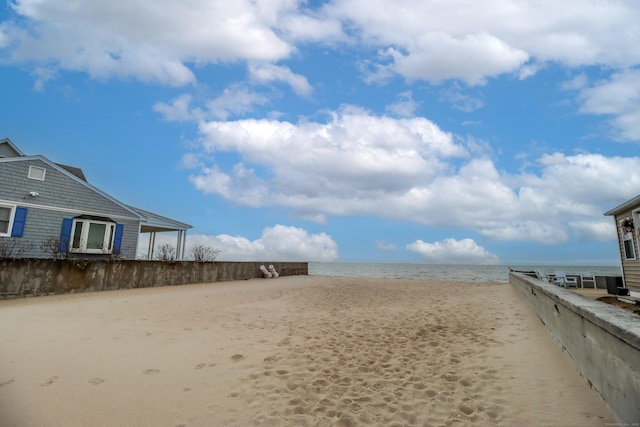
[[0, 276, 613, 426]]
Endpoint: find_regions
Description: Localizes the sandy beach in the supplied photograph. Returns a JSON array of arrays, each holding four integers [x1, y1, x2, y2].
[[0, 276, 614, 426]]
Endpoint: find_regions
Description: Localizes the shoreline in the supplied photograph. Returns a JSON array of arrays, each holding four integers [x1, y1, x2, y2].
[[0, 276, 614, 426]]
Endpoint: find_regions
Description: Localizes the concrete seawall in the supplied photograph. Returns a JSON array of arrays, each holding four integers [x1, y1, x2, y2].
[[510, 272, 640, 424], [0, 259, 308, 296]]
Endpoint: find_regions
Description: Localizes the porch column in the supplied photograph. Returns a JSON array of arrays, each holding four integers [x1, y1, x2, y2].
[[181, 229, 188, 260], [175, 230, 188, 260], [175, 230, 182, 260], [147, 232, 156, 260]]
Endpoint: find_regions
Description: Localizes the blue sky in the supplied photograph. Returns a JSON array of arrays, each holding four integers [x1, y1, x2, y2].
[[2, 0, 640, 265]]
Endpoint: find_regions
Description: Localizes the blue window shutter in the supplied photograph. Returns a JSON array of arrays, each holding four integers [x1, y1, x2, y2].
[[10, 206, 28, 237], [113, 224, 124, 253], [59, 218, 73, 253]]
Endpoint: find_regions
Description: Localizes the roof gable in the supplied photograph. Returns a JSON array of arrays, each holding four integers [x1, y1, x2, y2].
[[56, 163, 88, 182], [0, 155, 142, 220], [604, 194, 640, 216], [0, 138, 25, 158]]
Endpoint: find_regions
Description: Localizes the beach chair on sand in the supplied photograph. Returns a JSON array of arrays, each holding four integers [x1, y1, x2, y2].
[[552, 271, 578, 288], [535, 270, 551, 283], [580, 272, 596, 289]]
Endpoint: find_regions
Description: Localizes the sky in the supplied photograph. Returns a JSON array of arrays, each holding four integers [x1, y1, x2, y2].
[[1, 0, 640, 266]]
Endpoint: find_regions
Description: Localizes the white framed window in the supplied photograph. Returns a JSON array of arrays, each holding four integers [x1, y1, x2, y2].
[[620, 217, 636, 261], [0, 204, 16, 237], [28, 165, 46, 181], [70, 218, 116, 254]]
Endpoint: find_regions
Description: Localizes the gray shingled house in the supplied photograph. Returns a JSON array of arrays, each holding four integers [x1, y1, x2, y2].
[[0, 138, 191, 260], [605, 194, 640, 292]]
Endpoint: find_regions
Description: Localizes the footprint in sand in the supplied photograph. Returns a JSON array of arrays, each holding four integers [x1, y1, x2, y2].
[[0, 379, 14, 388], [458, 402, 475, 416], [41, 376, 58, 386], [89, 378, 104, 385], [231, 354, 245, 362], [263, 355, 280, 363], [143, 369, 160, 374]]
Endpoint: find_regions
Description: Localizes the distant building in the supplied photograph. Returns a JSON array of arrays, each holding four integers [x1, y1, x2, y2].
[[604, 194, 640, 292], [0, 138, 191, 260]]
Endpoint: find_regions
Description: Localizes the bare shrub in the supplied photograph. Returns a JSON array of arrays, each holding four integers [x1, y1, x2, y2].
[[190, 244, 221, 262], [155, 243, 176, 262], [105, 246, 125, 262], [40, 236, 70, 259], [0, 238, 33, 259]]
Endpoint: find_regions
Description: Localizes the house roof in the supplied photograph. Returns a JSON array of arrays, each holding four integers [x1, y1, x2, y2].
[[0, 138, 25, 157], [604, 194, 640, 216], [1, 137, 89, 182], [56, 163, 88, 182], [1, 140, 192, 233], [128, 205, 192, 233]]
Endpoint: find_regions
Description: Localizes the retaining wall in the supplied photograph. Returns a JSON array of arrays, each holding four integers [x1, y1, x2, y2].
[[0, 259, 308, 296], [510, 272, 640, 424]]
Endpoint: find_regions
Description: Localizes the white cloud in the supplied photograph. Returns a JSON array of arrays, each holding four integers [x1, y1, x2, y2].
[[569, 220, 618, 242], [560, 73, 588, 91], [189, 106, 467, 213], [248, 63, 313, 96], [576, 69, 640, 141], [0, 0, 640, 88], [359, 58, 396, 85], [518, 62, 545, 80], [478, 220, 569, 245], [138, 225, 338, 262], [155, 86, 271, 122], [31, 66, 57, 92], [4, 0, 639, 88], [326, 0, 640, 81], [438, 84, 484, 112], [5, 0, 295, 85], [406, 238, 500, 265], [530, 153, 640, 208], [196, 226, 338, 262], [0, 22, 11, 48], [190, 163, 270, 208], [278, 7, 344, 43], [384, 32, 529, 85], [185, 107, 640, 244], [385, 91, 419, 117], [205, 85, 271, 120], [154, 94, 199, 122]]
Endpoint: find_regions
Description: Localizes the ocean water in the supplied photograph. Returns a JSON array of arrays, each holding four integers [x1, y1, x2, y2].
[[308, 262, 622, 284]]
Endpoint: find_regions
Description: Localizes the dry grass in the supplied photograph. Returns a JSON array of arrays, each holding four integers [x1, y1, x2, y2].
[[596, 296, 640, 315]]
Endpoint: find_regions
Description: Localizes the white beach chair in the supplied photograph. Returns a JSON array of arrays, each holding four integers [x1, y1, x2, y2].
[[535, 270, 551, 283], [552, 271, 578, 288], [580, 272, 596, 289]]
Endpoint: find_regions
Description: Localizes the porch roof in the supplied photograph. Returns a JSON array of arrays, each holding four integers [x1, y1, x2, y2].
[[127, 205, 192, 233]]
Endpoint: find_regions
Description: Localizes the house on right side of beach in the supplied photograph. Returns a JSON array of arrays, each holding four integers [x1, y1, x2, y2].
[[605, 194, 640, 293]]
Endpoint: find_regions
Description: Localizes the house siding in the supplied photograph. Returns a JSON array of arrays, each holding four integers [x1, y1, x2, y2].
[[9, 208, 139, 259], [1, 158, 140, 259], [1, 158, 136, 217], [613, 207, 640, 291]]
